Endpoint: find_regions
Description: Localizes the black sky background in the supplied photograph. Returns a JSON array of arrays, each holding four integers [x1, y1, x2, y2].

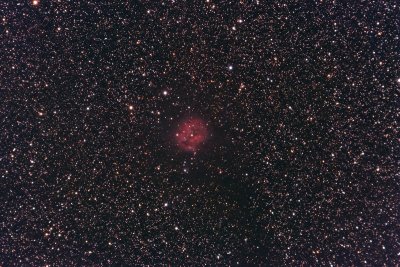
[[1, 0, 399, 265]]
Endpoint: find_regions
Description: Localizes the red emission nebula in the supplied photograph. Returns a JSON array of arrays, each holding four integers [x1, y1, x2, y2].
[[175, 118, 208, 152]]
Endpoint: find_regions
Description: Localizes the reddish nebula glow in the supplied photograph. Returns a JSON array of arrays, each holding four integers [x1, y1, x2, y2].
[[175, 118, 208, 152]]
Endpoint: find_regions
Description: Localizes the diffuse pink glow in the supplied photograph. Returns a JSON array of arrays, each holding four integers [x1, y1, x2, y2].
[[175, 118, 208, 152]]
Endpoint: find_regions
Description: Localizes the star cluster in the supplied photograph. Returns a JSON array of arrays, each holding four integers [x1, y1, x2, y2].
[[1, 0, 399, 265]]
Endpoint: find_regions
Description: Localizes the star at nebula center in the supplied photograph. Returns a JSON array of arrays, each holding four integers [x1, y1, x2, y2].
[[175, 118, 208, 152]]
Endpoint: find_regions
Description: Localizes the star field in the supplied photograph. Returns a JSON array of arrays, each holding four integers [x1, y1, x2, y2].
[[1, 1, 399, 266]]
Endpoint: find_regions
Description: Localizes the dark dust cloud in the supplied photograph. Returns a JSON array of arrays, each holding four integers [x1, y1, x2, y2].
[[1, 1, 399, 266]]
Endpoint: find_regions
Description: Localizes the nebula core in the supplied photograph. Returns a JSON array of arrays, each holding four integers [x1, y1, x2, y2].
[[175, 118, 208, 152]]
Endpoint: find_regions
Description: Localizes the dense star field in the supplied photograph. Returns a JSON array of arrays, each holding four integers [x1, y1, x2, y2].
[[1, 0, 399, 265]]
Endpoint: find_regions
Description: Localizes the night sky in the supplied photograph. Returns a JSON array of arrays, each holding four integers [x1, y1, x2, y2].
[[1, 1, 399, 266]]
